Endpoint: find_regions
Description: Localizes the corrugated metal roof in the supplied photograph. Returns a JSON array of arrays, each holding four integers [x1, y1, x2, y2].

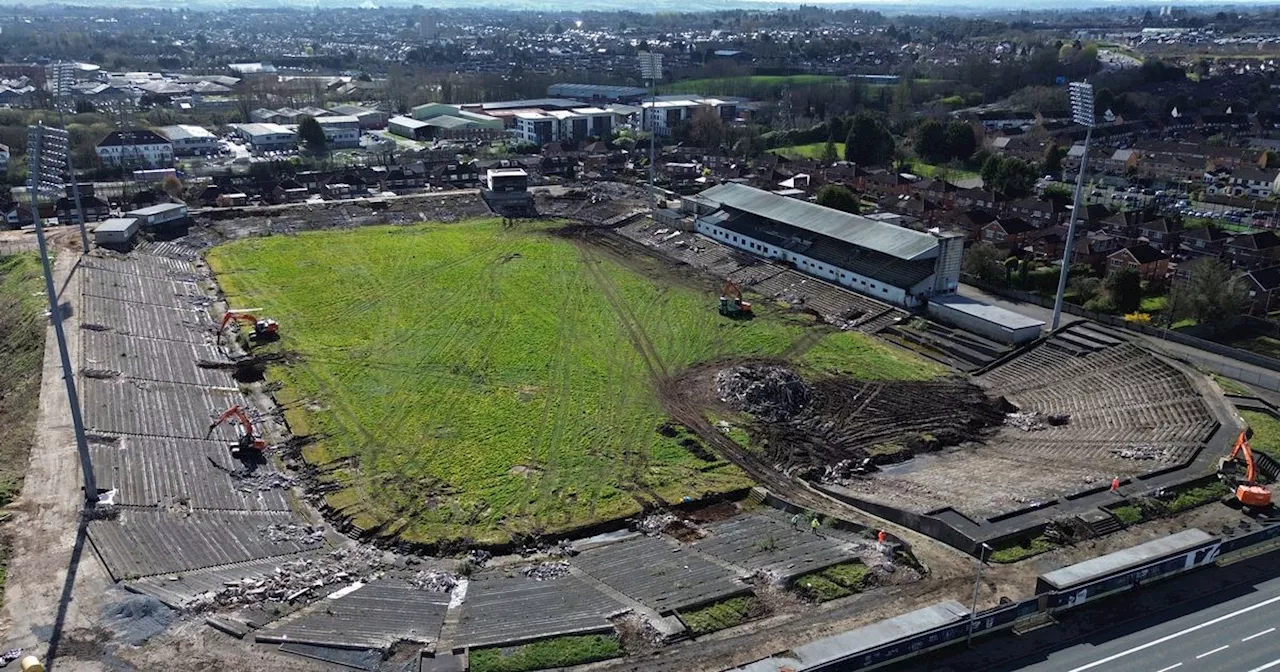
[[698, 183, 940, 261]]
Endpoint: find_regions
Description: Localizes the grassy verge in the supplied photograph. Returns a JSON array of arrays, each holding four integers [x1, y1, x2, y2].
[[1241, 410, 1280, 462], [0, 254, 48, 605], [792, 561, 872, 602], [768, 142, 845, 161], [679, 595, 764, 636], [1232, 335, 1280, 361], [908, 162, 980, 181], [989, 534, 1060, 563], [1164, 481, 1231, 513], [469, 635, 623, 672], [800, 331, 949, 381], [1210, 373, 1252, 396]]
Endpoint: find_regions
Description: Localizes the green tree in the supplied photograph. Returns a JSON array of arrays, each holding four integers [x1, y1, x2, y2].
[[822, 130, 838, 163], [963, 242, 1004, 283], [844, 113, 895, 166], [297, 115, 327, 154], [912, 119, 948, 164], [1044, 143, 1067, 177], [943, 121, 976, 162], [816, 184, 860, 214], [1105, 267, 1143, 314], [1175, 259, 1249, 326], [981, 156, 1037, 197]]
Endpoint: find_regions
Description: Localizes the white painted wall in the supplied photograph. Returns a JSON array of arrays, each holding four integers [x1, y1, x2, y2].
[[694, 219, 922, 307]]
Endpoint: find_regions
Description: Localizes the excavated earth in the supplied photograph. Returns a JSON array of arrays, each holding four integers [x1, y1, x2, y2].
[[696, 361, 1009, 480]]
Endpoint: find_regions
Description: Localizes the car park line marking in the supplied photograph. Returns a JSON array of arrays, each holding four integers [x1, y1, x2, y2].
[[1154, 663, 1182, 672], [1195, 645, 1228, 659]]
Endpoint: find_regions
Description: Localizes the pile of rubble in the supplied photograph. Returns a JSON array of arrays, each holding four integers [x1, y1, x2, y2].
[[1004, 411, 1070, 432], [635, 512, 677, 536], [1110, 444, 1171, 461], [193, 546, 390, 610], [232, 470, 296, 492], [408, 569, 458, 593], [521, 561, 571, 581], [716, 365, 812, 422], [259, 522, 325, 546]]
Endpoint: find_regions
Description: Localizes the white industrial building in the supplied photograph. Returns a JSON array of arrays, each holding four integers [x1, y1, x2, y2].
[[157, 125, 219, 156], [513, 108, 615, 145], [688, 183, 964, 308], [316, 115, 362, 148], [95, 130, 174, 168], [229, 123, 296, 153], [93, 217, 139, 248]]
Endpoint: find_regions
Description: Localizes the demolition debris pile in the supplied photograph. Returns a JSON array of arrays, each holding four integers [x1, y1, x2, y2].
[[195, 546, 402, 610], [1004, 411, 1070, 432], [713, 363, 1006, 478], [522, 561, 571, 581], [716, 365, 812, 422], [409, 569, 459, 592]]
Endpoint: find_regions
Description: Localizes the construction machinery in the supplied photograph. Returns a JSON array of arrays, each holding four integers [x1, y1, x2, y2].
[[218, 311, 279, 343], [206, 405, 266, 457], [718, 280, 753, 318], [1220, 431, 1273, 508]]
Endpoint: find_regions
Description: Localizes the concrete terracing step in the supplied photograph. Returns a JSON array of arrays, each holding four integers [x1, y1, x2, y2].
[[1079, 508, 1124, 537]]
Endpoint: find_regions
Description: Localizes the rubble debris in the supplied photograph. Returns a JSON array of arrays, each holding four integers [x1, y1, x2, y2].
[[467, 549, 493, 567], [521, 561, 570, 581], [408, 569, 458, 593], [195, 546, 393, 611], [716, 365, 812, 422], [82, 503, 120, 521], [1004, 412, 1069, 432], [1109, 444, 1170, 461], [635, 512, 677, 536], [102, 594, 176, 646], [231, 469, 296, 492], [82, 368, 121, 379], [0, 650, 21, 666], [259, 523, 325, 546]]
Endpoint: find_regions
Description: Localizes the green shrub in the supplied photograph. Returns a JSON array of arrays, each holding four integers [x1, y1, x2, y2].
[[469, 635, 623, 672], [680, 596, 763, 636]]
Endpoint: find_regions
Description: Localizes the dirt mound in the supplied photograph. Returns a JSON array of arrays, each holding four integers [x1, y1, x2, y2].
[[716, 364, 812, 422], [101, 594, 176, 646], [693, 363, 1007, 480]]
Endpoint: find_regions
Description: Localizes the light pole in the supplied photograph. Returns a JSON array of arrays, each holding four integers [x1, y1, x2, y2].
[[638, 51, 663, 211], [28, 123, 98, 504], [50, 62, 91, 253], [1051, 82, 1097, 331], [967, 542, 991, 647]]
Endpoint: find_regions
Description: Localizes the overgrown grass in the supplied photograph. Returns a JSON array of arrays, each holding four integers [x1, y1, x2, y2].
[[801, 331, 949, 381], [1242, 410, 1280, 461], [1165, 481, 1231, 513], [469, 635, 623, 672], [1140, 295, 1168, 313], [768, 142, 846, 160], [209, 219, 846, 545], [792, 561, 872, 602], [1110, 504, 1144, 526], [679, 595, 763, 636], [0, 254, 47, 605], [989, 535, 1060, 563], [1210, 373, 1252, 396]]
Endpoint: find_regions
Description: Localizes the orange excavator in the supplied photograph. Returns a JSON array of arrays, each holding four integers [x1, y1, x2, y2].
[[1221, 431, 1273, 508], [718, 280, 753, 318], [206, 405, 266, 457], [218, 311, 279, 343]]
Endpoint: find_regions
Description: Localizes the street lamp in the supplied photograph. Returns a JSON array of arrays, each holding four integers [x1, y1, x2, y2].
[[638, 51, 663, 210], [1051, 81, 1097, 331], [967, 542, 992, 647], [28, 123, 98, 505]]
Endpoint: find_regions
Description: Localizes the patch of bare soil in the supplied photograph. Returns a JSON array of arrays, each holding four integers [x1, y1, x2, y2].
[[698, 362, 1007, 480]]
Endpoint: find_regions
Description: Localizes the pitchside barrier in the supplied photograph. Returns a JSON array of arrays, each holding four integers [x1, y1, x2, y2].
[[729, 523, 1280, 672]]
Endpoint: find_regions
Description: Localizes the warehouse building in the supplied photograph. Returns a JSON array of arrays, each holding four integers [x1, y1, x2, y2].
[[157, 125, 219, 156], [690, 183, 964, 308], [315, 115, 361, 148], [126, 202, 188, 231], [229, 123, 296, 153], [93, 217, 139, 249]]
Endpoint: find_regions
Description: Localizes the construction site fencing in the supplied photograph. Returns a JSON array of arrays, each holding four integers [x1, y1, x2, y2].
[[743, 523, 1280, 672]]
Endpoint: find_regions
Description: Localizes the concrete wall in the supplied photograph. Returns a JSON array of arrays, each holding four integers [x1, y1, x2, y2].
[[695, 219, 919, 307]]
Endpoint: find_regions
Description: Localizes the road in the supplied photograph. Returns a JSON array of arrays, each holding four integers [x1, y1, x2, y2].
[[1017, 578, 1280, 672]]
